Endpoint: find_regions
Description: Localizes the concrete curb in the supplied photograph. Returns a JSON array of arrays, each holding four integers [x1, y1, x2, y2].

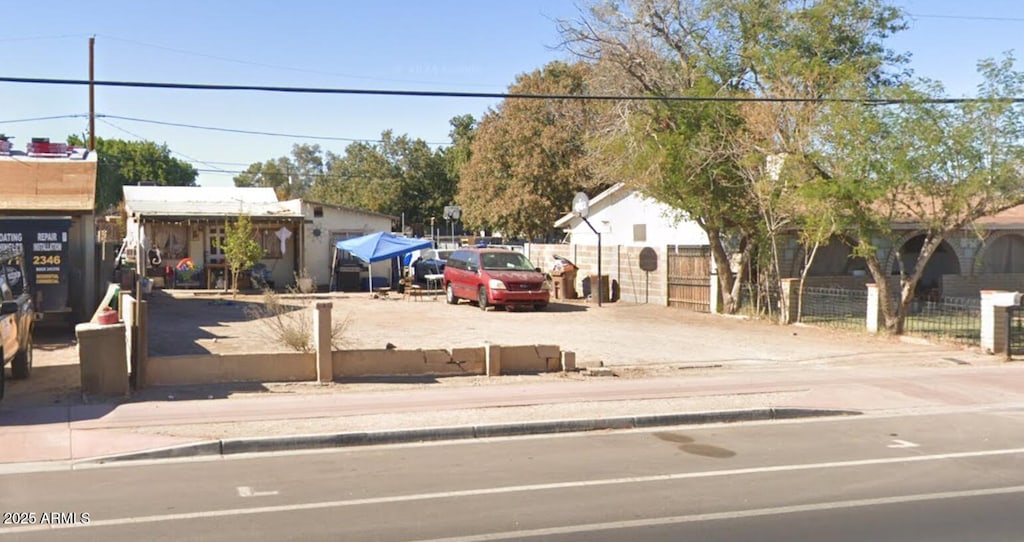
[[85, 407, 859, 464]]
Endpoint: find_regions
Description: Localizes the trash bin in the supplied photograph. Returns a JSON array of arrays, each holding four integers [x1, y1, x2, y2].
[[584, 274, 610, 302]]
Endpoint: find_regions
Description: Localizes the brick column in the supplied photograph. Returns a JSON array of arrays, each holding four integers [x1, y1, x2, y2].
[[314, 301, 333, 383], [866, 284, 882, 334], [980, 291, 1019, 355]]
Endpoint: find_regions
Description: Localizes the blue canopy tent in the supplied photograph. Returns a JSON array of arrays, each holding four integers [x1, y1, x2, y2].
[[333, 232, 433, 292]]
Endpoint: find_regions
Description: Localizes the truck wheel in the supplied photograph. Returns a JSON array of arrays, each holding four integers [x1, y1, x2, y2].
[[12, 336, 32, 379]]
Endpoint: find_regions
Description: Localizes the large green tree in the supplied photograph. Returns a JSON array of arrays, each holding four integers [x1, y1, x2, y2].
[[68, 135, 197, 212], [558, 0, 908, 313], [813, 56, 1024, 333], [457, 61, 602, 240], [234, 143, 324, 200], [305, 131, 453, 233]]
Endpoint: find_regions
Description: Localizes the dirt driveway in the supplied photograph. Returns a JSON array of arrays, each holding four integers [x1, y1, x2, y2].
[[146, 290, 989, 369]]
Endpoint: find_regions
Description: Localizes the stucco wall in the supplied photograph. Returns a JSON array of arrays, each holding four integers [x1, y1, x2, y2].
[[333, 347, 486, 377], [289, 201, 393, 289], [141, 344, 562, 386], [145, 352, 316, 386], [566, 190, 707, 248]]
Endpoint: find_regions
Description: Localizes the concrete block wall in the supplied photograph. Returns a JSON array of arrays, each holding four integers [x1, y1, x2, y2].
[[528, 243, 661, 303], [941, 274, 1024, 299], [618, 246, 666, 305]]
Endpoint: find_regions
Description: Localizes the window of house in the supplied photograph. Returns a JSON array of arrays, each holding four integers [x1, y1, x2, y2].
[[208, 226, 226, 263], [256, 229, 284, 259], [313, 206, 324, 218], [633, 224, 647, 243]]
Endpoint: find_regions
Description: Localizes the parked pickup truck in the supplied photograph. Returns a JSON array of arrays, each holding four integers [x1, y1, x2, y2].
[[0, 245, 34, 400]]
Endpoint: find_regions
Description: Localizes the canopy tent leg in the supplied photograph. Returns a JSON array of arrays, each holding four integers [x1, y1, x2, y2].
[[329, 246, 337, 292]]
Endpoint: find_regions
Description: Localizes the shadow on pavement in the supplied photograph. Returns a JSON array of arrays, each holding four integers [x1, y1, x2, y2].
[[131, 382, 272, 402], [146, 290, 275, 356]]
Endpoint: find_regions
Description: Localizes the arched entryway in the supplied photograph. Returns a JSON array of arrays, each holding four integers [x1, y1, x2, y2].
[[977, 234, 1024, 274], [801, 236, 868, 277], [891, 235, 960, 297]]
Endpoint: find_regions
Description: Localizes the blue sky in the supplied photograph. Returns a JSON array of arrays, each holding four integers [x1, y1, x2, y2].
[[2, 1, 1022, 187]]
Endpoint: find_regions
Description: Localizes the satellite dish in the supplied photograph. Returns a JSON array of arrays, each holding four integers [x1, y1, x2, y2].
[[572, 192, 590, 218]]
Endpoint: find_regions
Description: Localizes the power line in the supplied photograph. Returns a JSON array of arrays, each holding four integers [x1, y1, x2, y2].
[[98, 118, 236, 175], [906, 12, 1024, 23], [0, 114, 88, 125], [99, 114, 449, 146], [4, 76, 1020, 104], [97, 34, 507, 90]]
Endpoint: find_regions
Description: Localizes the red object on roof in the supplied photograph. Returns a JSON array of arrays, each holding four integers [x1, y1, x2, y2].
[[26, 137, 69, 157]]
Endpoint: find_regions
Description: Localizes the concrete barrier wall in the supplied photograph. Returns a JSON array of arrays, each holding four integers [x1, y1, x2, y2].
[[144, 344, 564, 386], [499, 345, 562, 373], [332, 347, 486, 377], [145, 352, 316, 386]]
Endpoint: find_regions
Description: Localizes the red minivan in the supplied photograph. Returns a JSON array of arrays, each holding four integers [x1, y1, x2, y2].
[[443, 248, 550, 311]]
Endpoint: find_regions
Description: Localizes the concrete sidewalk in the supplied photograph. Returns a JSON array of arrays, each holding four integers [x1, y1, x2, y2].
[[3, 361, 1024, 468]]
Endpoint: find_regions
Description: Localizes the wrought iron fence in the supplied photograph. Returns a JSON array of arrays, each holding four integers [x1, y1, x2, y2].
[[736, 282, 781, 319], [901, 295, 981, 345], [798, 287, 867, 331]]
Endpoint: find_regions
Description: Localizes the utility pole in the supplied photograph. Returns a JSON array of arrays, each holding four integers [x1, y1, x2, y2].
[[88, 36, 96, 152]]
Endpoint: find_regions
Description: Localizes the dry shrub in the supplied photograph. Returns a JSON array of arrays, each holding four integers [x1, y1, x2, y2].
[[245, 289, 350, 352]]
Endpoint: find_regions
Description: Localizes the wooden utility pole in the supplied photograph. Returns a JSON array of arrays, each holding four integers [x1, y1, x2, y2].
[[89, 36, 95, 151]]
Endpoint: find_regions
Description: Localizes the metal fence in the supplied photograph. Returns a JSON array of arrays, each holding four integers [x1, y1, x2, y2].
[[798, 287, 868, 331], [901, 295, 981, 345], [737, 282, 781, 319]]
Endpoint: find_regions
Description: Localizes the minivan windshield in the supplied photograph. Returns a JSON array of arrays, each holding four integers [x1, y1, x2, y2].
[[481, 251, 535, 271]]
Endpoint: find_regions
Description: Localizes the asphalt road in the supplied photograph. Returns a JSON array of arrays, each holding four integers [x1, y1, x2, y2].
[[3, 410, 1024, 541]]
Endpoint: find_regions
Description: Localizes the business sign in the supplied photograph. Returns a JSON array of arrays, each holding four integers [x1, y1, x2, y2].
[[0, 218, 71, 313]]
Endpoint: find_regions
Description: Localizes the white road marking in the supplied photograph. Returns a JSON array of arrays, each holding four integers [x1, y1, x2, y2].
[[418, 485, 1024, 542], [887, 439, 920, 448], [236, 486, 279, 498], [3, 446, 1024, 534]]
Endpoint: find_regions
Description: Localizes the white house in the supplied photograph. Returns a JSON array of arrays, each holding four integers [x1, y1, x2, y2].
[[553, 183, 708, 247], [279, 199, 395, 290], [526, 182, 711, 308]]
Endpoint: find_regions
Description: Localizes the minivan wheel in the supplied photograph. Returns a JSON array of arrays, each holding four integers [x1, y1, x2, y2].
[[12, 336, 32, 379], [445, 284, 457, 305], [478, 287, 489, 311]]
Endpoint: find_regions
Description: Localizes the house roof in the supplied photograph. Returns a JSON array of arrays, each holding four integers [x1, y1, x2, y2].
[[553, 182, 627, 228], [123, 186, 303, 220], [0, 150, 97, 212], [282, 198, 397, 221]]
